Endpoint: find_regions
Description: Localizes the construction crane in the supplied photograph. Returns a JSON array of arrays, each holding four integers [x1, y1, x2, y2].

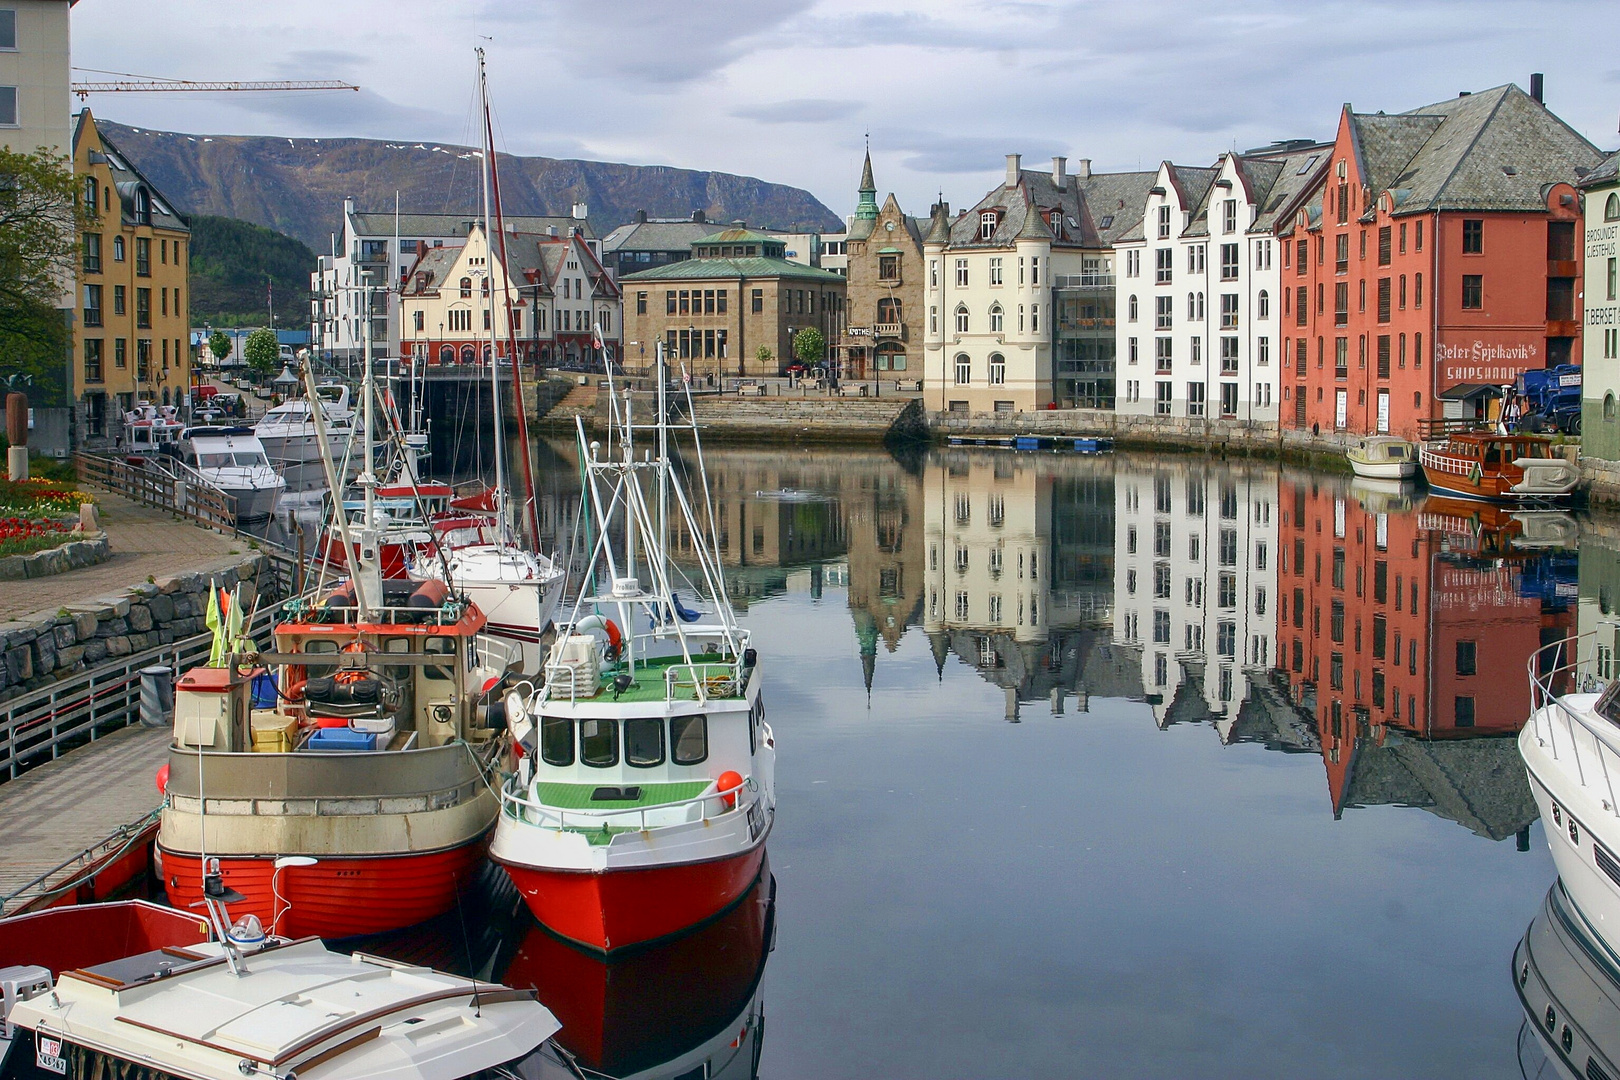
[[71, 67, 358, 100]]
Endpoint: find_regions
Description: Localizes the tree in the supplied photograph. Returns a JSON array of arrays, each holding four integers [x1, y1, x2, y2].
[[753, 345, 773, 374], [243, 328, 279, 377], [792, 327, 826, 370], [208, 331, 233, 366], [0, 147, 94, 405]]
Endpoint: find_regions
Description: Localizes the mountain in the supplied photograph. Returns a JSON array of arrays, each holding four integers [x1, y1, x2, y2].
[[187, 215, 316, 328], [96, 120, 844, 252]]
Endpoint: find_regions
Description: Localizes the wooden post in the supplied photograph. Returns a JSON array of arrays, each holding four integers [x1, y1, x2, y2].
[[6, 392, 27, 481]]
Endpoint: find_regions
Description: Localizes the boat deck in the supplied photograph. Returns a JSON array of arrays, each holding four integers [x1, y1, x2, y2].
[[0, 723, 168, 913], [532, 780, 711, 810], [569, 654, 745, 703]]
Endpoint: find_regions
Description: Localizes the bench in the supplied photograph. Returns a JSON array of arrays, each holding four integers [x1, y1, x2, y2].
[[895, 379, 923, 392], [837, 383, 869, 397]]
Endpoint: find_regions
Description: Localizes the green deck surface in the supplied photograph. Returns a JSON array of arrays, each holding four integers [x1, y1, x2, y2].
[[531, 780, 712, 810], [580, 654, 743, 703]]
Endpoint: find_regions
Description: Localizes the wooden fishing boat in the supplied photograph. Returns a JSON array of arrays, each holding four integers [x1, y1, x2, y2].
[[1418, 431, 1577, 503]]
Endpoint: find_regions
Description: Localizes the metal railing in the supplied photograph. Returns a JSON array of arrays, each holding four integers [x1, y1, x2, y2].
[[1526, 633, 1620, 821], [76, 452, 238, 533], [501, 774, 753, 833]]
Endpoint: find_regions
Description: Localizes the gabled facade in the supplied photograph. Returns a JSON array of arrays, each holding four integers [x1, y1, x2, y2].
[[72, 110, 191, 447], [398, 225, 620, 370], [1278, 84, 1601, 440], [1579, 153, 1620, 460], [838, 151, 927, 380]]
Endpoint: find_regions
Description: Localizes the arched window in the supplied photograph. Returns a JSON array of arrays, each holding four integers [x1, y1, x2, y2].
[[438, 344, 454, 364], [1187, 292, 1196, 321], [980, 212, 997, 241], [1128, 295, 1138, 322], [1258, 290, 1270, 319], [83, 176, 97, 209], [1607, 193, 1620, 222], [1196, 292, 1205, 319], [1606, 392, 1616, 421], [459, 344, 475, 364], [989, 303, 1003, 333], [877, 297, 901, 323], [988, 352, 1006, 385], [954, 304, 969, 333], [875, 345, 907, 372], [954, 353, 971, 385], [483, 344, 493, 363], [459, 277, 472, 298], [480, 278, 490, 297]]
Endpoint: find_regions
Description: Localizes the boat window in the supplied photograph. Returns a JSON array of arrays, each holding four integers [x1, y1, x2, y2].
[[540, 715, 574, 766], [671, 714, 708, 765], [580, 718, 618, 767], [624, 717, 664, 767], [303, 638, 340, 674], [1484, 445, 1501, 465], [197, 451, 269, 469], [424, 637, 454, 681], [1594, 678, 1620, 728], [384, 637, 412, 679]]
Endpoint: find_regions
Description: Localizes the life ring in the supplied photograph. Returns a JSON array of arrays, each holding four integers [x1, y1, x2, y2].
[[335, 640, 374, 685], [574, 615, 623, 660]]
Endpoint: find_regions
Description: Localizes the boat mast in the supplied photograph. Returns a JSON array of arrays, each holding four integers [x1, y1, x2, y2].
[[355, 281, 381, 618], [656, 338, 669, 593], [475, 48, 509, 544], [481, 47, 543, 552]]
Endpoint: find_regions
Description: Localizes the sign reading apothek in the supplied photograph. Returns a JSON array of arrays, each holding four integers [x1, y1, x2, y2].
[[1437, 335, 1541, 386]]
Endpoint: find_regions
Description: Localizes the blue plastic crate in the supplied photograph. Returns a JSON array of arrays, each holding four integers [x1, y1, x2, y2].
[[307, 728, 378, 752]]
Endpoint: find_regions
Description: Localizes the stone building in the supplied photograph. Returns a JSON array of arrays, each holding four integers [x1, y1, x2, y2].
[[619, 229, 845, 379], [72, 110, 191, 447], [835, 150, 927, 380]]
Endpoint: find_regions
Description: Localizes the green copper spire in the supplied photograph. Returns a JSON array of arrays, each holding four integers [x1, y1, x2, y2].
[[855, 145, 878, 221]]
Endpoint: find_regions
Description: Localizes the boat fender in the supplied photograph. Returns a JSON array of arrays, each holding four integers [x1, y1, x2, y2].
[[155, 764, 169, 794], [408, 578, 449, 609], [718, 770, 743, 810], [323, 582, 356, 610]]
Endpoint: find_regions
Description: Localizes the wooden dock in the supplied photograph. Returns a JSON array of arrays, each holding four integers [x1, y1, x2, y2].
[[0, 722, 169, 913]]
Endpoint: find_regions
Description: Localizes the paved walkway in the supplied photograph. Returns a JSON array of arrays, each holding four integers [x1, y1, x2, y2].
[[0, 490, 242, 623]]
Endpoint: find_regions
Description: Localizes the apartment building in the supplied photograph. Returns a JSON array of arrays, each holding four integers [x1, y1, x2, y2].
[[1580, 152, 1620, 459], [72, 110, 190, 447], [1111, 460, 1277, 733], [397, 224, 620, 370], [311, 198, 593, 363], [0, 1, 70, 156], [1278, 82, 1601, 439], [1113, 144, 1328, 425]]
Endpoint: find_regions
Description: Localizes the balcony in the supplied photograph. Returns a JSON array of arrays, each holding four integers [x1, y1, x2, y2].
[[873, 322, 905, 339], [1054, 273, 1115, 289]]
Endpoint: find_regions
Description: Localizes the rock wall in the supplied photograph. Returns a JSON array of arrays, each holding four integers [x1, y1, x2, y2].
[[0, 552, 272, 703], [0, 531, 111, 581]]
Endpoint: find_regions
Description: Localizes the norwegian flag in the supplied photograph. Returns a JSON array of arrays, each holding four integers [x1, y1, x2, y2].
[[592, 322, 605, 352]]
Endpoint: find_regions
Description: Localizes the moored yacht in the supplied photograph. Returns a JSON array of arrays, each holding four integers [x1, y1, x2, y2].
[[1346, 435, 1418, 480], [255, 382, 358, 492], [1521, 634, 1620, 951], [121, 400, 182, 459], [1512, 882, 1619, 1080], [1419, 431, 1577, 502], [172, 426, 286, 524]]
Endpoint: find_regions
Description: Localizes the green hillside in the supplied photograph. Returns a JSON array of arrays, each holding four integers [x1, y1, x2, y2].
[[188, 214, 315, 328]]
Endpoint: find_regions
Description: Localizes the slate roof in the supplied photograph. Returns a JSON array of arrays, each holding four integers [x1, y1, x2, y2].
[[947, 165, 1159, 251], [1111, 165, 1218, 244], [1578, 149, 1620, 190], [76, 112, 189, 234], [400, 244, 464, 294], [350, 212, 593, 240], [1347, 84, 1602, 216], [601, 219, 731, 254], [1338, 731, 1539, 841], [618, 256, 844, 283]]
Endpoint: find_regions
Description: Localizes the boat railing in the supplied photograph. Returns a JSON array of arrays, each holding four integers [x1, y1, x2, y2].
[[501, 774, 754, 833], [473, 634, 523, 676], [1416, 445, 1478, 477], [1527, 633, 1620, 821], [664, 660, 743, 703]]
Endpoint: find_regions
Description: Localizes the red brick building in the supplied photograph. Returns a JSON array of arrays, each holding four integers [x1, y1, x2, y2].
[[1277, 84, 1602, 439]]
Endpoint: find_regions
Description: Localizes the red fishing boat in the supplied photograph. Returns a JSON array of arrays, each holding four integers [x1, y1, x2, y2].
[[1418, 431, 1577, 503]]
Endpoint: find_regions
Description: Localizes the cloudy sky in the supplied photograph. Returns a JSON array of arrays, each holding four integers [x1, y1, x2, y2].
[[73, 0, 1620, 220]]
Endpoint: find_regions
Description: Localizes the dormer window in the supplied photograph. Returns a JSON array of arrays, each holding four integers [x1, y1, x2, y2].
[[1048, 212, 1063, 240], [134, 187, 151, 226], [980, 212, 998, 241]]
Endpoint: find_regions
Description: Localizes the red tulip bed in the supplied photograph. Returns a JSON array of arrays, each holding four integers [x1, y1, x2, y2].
[[0, 516, 74, 558]]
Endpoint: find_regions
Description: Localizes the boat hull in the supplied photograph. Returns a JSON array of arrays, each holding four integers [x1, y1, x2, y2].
[[1348, 458, 1417, 480], [500, 841, 767, 954], [157, 840, 487, 939], [1521, 724, 1620, 951]]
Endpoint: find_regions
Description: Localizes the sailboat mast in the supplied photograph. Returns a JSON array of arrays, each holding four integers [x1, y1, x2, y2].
[[481, 49, 543, 553], [657, 340, 669, 593], [475, 48, 508, 541]]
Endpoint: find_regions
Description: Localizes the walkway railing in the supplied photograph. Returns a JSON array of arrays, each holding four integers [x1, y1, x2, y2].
[[1526, 633, 1620, 822], [75, 452, 238, 533]]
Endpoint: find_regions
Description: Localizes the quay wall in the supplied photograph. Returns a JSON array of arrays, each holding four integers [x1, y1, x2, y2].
[[538, 384, 926, 444], [0, 552, 270, 704]]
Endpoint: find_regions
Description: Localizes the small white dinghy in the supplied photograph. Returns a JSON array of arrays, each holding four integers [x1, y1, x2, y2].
[[1346, 435, 1418, 480]]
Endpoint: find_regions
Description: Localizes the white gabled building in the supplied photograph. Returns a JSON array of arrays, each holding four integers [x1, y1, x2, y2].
[[1113, 143, 1327, 426]]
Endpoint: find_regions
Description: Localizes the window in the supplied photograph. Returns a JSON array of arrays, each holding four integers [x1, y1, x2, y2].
[[1415, 272, 1423, 308], [1187, 381, 1206, 417], [980, 212, 998, 240], [1220, 336, 1238, 374], [1257, 336, 1269, 366], [1156, 295, 1173, 329], [540, 716, 575, 766], [113, 236, 125, 262], [1377, 335, 1390, 379], [1456, 640, 1476, 676], [752, 289, 763, 313], [82, 284, 102, 327], [84, 339, 103, 383], [1223, 198, 1237, 234], [1127, 295, 1139, 322], [135, 287, 150, 329], [1462, 219, 1483, 254], [114, 338, 126, 368], [1155, 380, 1172, 415], [1155, 336, 1172, 373], [1462, 274, 1482, 309], [955, 259, 968, 287], [1155, 248, 1172, 284], [135, 237, 151, 276], [989, 304, 1003, 333], [1220, 381, 1238, 416], [954, 353, 971, 385], [1607, 194, 1620, 222], [1220, 243, 1238, 280], [624, 717, 665, 767], [1295, 286, 1307, 327], [990, 257, 1003, 285], [1220, 293, 1238, 330], [1377, 226, 1391, 266], [579, 718, 618, 767], [1126, 249, 1140, 277], [1187, 245, 1205, 274], [1157, 205, 1171, 240], [1377, 278, 1391, 323], [1455, 697, 1475, 728], [954, 305, 969, 333], [988, 353, 1006, 385]]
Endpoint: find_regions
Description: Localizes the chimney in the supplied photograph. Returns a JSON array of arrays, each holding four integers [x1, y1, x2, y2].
[[634, 209, 647, 223], [1530, 72, 1544, 104], [1459, 90, 1471, 97], [1051, 156, 1067, 190], [571, 201, 588, 220], [343, 195, 355, 218], [1006, 153, 1022, 186], [547, 226, 558, 238], [691, 209, 706, 223], [1076, 158, 1092, 180]]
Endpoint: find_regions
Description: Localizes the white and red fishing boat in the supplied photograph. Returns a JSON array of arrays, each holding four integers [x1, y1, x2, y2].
[[155, 350, 521, 940], [490, 330, 775, 954], [1418, 430, 1577, 503]]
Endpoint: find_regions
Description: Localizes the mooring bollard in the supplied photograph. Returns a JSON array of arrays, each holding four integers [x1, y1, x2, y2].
[[139, 665, 175, 728]]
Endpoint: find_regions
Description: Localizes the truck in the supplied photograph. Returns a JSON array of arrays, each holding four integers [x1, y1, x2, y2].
[[1506, 365, 1582, 435]]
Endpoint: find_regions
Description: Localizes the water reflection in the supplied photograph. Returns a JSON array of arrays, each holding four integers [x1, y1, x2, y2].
[[1512, 883, 1620, 1080]]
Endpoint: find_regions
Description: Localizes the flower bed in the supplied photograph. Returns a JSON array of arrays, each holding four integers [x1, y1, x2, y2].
[[0, 478, 96, 516], [0, 517, 74, 558]]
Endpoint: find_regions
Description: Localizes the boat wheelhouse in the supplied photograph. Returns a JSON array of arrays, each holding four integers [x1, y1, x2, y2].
[[255, 383, 358, 491], [1418, 431, 1577, 503], [122, 401, 182, 459], [1521, 634, 1620, 953]]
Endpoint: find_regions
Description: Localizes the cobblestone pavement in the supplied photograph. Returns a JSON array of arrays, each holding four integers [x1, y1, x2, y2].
[[0, 491, 243, 623]]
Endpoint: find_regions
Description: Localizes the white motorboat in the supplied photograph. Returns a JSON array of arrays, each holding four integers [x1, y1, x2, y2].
[[256, 384, 358, 492], [1512, 882, 1619, 1080], [0, 898, 564, 1080], [1522, 634, 1620, 953], [174, 426, 286, 524], [414, 520, 566, 676], [121, 400, 182, 458], [1346, 435, 1418, 480]]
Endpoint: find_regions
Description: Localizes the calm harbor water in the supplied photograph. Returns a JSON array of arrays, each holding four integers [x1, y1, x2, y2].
[[380, 442, 1613, 1078]]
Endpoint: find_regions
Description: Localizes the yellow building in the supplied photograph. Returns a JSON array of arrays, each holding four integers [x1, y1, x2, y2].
[[72, 109, 191, 445]]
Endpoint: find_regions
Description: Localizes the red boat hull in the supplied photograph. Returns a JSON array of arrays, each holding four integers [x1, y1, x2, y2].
[[158, 842, 486, 939], [500, 844, 767, 953]]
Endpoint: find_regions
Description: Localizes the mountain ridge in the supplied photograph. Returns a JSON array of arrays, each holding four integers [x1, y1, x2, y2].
[[95, 119, 844, 253]]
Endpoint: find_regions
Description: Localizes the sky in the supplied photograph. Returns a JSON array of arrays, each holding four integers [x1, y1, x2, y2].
[[72, 0, 1620, 223]]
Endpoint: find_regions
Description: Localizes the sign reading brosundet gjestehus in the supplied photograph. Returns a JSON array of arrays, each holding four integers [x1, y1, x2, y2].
[[1437, 334, 1541, 387]]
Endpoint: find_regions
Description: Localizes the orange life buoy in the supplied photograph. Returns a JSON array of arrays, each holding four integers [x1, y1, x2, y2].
[[335, 640, 374, 685], [718, 770, 743, 810]]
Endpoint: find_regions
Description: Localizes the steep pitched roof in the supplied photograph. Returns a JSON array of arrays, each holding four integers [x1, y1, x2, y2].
[[75, 111, 189, 234], [1249, 146, 1333, 233], [949, 164, 1154, 249], [400, 244, 466, 295], [1578, 149, 1620, 190], [601, 219, 728, 254], [1073, 170, 1158, 246], [350, 211, 592, 240]]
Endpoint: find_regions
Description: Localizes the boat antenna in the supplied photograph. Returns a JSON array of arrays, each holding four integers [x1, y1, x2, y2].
[[474, 48, 510, 547]]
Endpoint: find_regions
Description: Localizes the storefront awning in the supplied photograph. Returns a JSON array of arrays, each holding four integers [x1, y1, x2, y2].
[[1438, 383, 1503, 402]]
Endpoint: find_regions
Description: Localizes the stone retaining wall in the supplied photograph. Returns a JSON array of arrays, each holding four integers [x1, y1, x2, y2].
[[685, 396, 925, 443], [0, 552, 271, 704], [0, 531, 111, 580], [1582, 456, 1620, 508]]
